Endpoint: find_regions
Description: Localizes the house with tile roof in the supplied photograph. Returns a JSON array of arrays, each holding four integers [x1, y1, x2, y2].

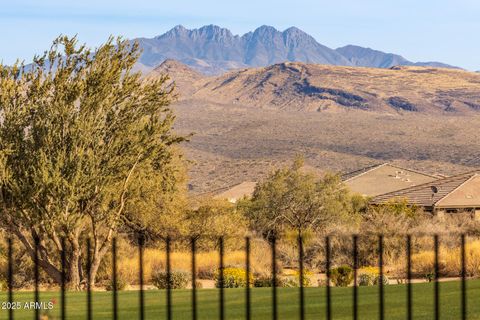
[[371, 171, 480, 215], [343, 163, 439, 197]]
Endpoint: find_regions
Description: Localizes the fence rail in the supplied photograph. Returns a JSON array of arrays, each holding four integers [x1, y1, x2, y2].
[[1, 233, 473, 319]]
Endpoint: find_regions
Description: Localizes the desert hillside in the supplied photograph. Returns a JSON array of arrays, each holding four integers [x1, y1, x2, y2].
[[148, 61, 480, 193], [192, 62, 480, 113]]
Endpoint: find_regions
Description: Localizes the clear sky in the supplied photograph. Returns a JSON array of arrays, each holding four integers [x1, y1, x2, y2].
[[1, 0, 479, 70]]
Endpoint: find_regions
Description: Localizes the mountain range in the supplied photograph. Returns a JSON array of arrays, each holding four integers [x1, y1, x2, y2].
[[134, 25, 457, 75]]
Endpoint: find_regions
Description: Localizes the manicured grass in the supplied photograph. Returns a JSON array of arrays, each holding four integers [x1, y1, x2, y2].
[[1, 279, 480, 319]]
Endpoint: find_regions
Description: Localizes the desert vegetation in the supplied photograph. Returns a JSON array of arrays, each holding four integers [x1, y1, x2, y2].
[[0, 36, 479, 297], [1, 153, 479, 292]]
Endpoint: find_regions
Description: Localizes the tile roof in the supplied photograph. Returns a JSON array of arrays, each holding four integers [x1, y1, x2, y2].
[[341, 163, 385, 181], [372, 171, 480, 208], [343, 163, 439, 197]]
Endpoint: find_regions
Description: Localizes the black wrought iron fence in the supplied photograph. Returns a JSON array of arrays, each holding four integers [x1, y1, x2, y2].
[[0, 233, 473, 319]]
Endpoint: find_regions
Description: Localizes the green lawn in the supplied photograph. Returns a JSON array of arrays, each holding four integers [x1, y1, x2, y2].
[[0, 280, 479, 319]]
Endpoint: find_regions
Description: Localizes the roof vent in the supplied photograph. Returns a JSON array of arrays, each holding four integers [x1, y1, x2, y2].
[[431, 186, 438, 194]]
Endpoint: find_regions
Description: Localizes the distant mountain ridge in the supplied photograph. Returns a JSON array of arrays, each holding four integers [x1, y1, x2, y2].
[[336, 45, 455, 69], [134, 25, 457, 75]]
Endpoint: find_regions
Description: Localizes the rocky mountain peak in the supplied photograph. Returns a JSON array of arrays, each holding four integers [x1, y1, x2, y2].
[[137, 25, 458, 75]]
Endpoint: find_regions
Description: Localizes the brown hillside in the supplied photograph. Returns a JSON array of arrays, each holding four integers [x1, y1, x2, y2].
[[145, 61, 480, 193], [192, 62, 480, 114], [147, 59, 206, 96]]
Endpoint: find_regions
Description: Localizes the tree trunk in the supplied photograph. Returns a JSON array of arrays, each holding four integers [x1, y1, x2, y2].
[[13, 228, 63, 284], [68, 236, 82, 290], [88, 240, 111, 287]]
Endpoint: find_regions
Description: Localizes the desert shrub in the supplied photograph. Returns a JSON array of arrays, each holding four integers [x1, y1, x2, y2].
[[254, 275, 273, 287], [330, 265, 353, 287], [282, 277, 299, 287], [287, 270, 313, 287], [105, 274, 127, 291], [317, 278, 327, 287], [152, 270, 190, 289], [410, 240, 480, 278], [186, 199, 248, 245], [249, 239, 274, 275], [358, 266, 378, 286], [215, 268, 253, 288], [253, 275, 286, 287], [425, 272, 435, 283], [443, 240, 480, 277], [411, 251, 435, 276], [374, 274, 389, 285], [197, 265, 217, 280], [358, 273, 375, 286], [194, 280, 203, 289]]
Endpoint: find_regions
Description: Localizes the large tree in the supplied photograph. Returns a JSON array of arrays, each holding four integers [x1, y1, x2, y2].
[[0, 36, 185, 288], [246, 157, 365, 238]]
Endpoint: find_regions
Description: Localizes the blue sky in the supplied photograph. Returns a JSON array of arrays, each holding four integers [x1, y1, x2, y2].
[[1, 0, 479, 70]]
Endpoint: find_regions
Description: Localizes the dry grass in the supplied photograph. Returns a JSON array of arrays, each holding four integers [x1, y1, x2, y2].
[[410, 240, 480, 277], [117, 238, 273, 284]]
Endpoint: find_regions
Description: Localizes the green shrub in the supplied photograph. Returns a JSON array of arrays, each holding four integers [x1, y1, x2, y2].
[[425, 272, 435, 283], [215, 268, 253, 288], [358, 273, 375, 286], [151, 270, 190, 289], [295, 270, 313, 287], [254, 275, 273, 287], [253, 275, 314, 288], [254, 276, 289, 287], [105, 275, 127, 291], [282, 270, 313, 287], [330, 265, 353, 287], [282, 277, 299, 287], [374, 274, 389, 285]]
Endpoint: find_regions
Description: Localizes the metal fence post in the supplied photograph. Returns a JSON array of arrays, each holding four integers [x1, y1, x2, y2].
[[86, 238, 92, 320], [298, 235, 305, 320], [219, 237, 225, 320], [139, 234, 145, 320], [407, 235, 412, 320], [434, 234, 439, 320], [326, 236, 331, 320], [353, 235, 358, 320], [461, 234, 466, 320], [112, 238, 118, 320], [7, 237, 13, 320], [34, 235, 40, 320], [166, 236, 172, 320], [245, 237, 251, 320], [60, 237, 66, 320], [271, 236, 277, 320], [191, 237, 197, 320], [378, 235, 384, 320]]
